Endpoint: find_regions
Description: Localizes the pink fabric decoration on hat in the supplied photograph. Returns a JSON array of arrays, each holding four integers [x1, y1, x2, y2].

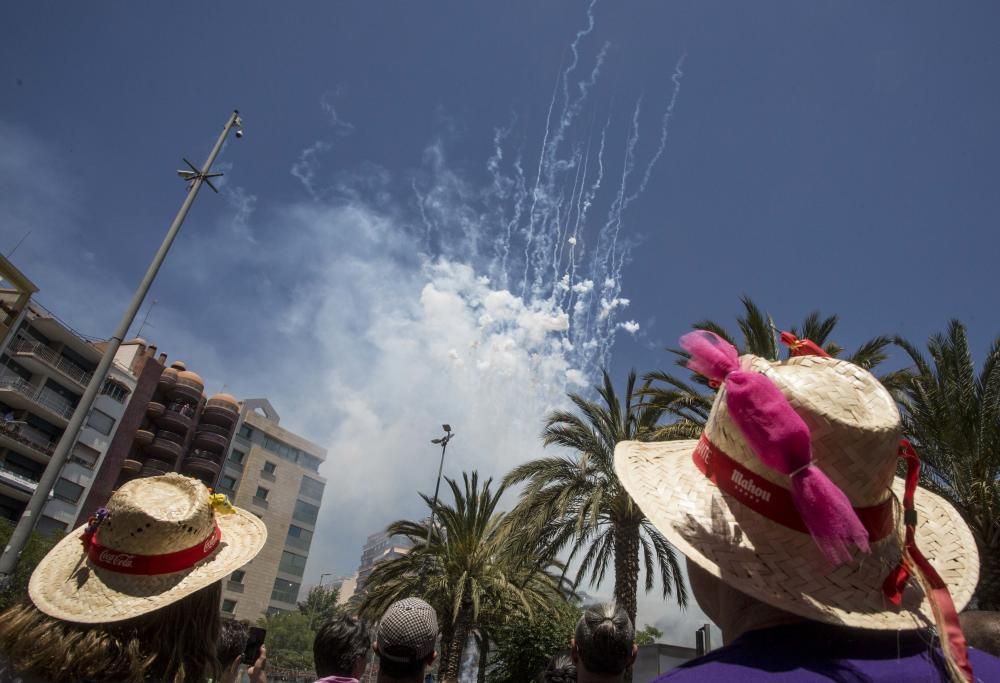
[[680, 330, 871, 565]]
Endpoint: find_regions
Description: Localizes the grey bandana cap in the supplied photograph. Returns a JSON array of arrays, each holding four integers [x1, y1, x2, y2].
[[377, 597, 439, 663]]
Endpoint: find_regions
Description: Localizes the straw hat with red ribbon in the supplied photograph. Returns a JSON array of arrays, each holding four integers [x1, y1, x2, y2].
[[614, 330, 979, 682], [28, 473, 266, 624]]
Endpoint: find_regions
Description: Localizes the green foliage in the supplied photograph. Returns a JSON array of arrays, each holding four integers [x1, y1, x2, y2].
[[505, 369, 687, 633], [487, 600, 581, 683], [252, 585, 345, 674], [644, 297, 900, 440], [299, 584, 343, 628], [359, 471, 571, 682], [634, 623, 663, 647], [256, 610, 315, 672], [0, 519, 63, 612], [893, 321, 1000, 608]]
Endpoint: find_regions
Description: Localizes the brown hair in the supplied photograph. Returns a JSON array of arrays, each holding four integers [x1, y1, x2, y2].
[[0, 580, 222, 683], [574, 603, 634, 675]]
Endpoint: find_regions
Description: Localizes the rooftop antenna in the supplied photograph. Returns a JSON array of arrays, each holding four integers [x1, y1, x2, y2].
[[6, 230, 32, 258], [136, 299, 158, 338]]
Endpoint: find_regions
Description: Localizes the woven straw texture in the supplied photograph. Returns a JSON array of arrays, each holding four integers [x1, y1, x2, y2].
[[29, 473, 267, 624], [615, 355, 979, 630]]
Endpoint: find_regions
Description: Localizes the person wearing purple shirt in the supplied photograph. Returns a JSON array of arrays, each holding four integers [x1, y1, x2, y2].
[[614, 330, 1000, 682]]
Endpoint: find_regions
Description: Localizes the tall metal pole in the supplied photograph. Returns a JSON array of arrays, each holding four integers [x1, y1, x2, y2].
[[0, 110, 243, 577], [426, 425, 454, 549]]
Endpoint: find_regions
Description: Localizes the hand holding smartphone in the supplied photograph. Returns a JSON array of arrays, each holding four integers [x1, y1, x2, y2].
[[242, 626, 266, 665]]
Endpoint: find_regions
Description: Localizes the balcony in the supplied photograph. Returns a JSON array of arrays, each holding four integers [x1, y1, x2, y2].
[[147, 436, 183, 463], [0, 465, 39, 495], [0, 422, 56, 461], [10, 340, 92, 389], [0, 374, 74, 427], [183, 456, 221, 480], [156, 405, 195, 434], [193, 426, 229, 453]]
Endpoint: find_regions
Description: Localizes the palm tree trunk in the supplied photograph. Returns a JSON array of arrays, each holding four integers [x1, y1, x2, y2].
[[476, 634, 489, 683], [442, 593, 474, 683], [613, 519, 641, 683], [439, 618, 454, 680]]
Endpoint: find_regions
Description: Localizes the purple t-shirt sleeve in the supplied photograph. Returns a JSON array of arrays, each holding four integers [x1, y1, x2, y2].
[[651, 627, 1000, 683]]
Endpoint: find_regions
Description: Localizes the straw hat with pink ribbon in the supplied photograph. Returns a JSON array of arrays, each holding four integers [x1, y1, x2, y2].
[[29, 473, 266, 624], [614, 330, 979, 681]]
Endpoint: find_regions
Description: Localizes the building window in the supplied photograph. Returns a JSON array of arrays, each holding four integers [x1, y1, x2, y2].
[[263, 461, 276, 475], [255, 486, 269, 501], [221, 599, 237, 613], [69, 443, 100, 469], [279, 550, 307, 577], [52, 478, 84, 503], [36, 515, 67, 536], [85, 409, 115, 436], [231, 570, 246, 584], [270, 578, 300, 604], [239, 424, 254, 439], [299, 453, 322, 472], [228, 449, 246, 466], [287, 524, 312, 550], [298, 476, 325, 500], [100, 379, 130, 403], [219, 474, 237, 491], [292, 499, 319, 525]]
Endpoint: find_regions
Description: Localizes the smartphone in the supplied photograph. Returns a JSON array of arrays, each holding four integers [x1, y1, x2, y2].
[[242, 626, 266, 666]]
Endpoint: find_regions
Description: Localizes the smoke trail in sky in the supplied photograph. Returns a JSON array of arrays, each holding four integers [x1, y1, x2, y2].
[[405, 11, 687, 387]]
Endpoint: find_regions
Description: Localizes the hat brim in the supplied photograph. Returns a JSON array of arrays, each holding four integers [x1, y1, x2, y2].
[[28, 508, 266, 624], [614, 440, 979, 630]]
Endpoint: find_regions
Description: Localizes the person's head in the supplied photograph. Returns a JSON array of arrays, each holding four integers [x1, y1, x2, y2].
[[0, 473, 267, 683], [960, 611, 1000, 657], [0, 580, 223, 682], [218, 619, 249, 683], [613, 331, 980, 679], [375, 597, 439, 682], [571, 603, 636, 681], [314, 614, 372, 679], [541, 649, 577, 683]]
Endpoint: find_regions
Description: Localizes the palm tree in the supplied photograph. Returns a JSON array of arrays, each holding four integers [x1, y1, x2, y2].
[[893, 321, 1000, 609], [644, 296, 903, 438], [359, 471, 570, 683], [504, 369, 688, 639]]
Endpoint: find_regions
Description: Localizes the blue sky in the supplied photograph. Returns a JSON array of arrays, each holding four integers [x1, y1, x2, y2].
[[2, 2, 999, 641]]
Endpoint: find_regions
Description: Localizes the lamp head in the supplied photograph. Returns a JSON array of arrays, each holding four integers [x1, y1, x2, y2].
[[442, 424, 451, 433]]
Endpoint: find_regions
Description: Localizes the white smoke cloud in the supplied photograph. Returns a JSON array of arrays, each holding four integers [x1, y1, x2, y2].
[[619, 320, 640, 335]]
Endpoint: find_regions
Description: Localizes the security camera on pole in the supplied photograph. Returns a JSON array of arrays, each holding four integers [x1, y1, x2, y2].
[[0, 110, 246, 579]]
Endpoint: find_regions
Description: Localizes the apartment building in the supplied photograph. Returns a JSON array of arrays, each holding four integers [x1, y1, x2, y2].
[[217, 398, 327, 621], [0, 289, 139, 532], [356, 529, 415, 590]]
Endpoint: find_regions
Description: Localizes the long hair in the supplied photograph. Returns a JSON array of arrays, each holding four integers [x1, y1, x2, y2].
[[0, 580, 222, 683]]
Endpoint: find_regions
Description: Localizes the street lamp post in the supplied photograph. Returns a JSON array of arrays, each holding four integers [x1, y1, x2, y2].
[[426, 424, 454, 549], [0, 110, 245, 578]]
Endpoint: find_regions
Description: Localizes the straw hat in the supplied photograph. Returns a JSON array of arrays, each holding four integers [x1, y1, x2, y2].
[[29, 473, 266, 624], [615, 351, 978, 630]]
